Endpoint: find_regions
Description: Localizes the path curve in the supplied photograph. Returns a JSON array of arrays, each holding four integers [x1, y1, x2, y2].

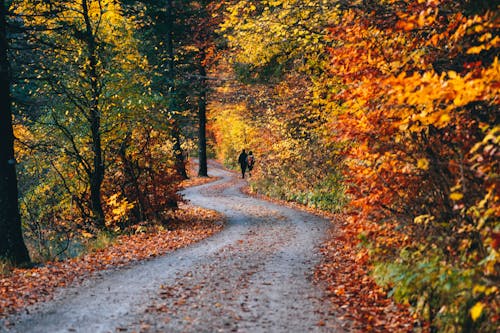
[[2, 161, 343, 333]]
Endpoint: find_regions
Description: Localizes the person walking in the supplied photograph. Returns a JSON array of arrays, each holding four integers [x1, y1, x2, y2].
[[247, 151, 255, 177], [238, 149, 248, 179]]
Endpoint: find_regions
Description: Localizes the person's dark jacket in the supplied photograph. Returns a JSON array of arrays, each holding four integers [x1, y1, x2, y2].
[[238, 151, 248, 166]]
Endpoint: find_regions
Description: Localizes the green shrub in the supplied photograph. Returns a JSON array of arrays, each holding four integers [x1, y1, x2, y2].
[[373, 247, 496, 332], [84, 231, 115, 253]]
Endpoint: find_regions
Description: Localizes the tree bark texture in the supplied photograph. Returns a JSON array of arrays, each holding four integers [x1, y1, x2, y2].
[[166, 0, 188, 180], [197, 60, 208, 177], [0, 0, 30, 265], [82, 0, 105, 228]]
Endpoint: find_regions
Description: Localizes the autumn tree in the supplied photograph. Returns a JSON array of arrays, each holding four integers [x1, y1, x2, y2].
[[123, 0, 191, 180], [176, 0, 223, 177], [0, 0, 30, 265], [187, 1, 220, 177], [324, 1, 499, 331], [11, 0, 163, 237], [123, 0, 223, 178], [12, 0, 115, 228]]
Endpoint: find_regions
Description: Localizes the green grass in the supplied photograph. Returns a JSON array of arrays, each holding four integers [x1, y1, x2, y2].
[[84, 231, 115, 253]]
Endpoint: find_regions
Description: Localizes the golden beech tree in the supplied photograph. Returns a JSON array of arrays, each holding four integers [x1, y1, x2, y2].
[[12, 0, 148, 229], [10, 0, 180, 244]]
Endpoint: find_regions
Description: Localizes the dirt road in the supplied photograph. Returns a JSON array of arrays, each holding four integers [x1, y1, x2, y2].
[[3, 162, 343, 332]]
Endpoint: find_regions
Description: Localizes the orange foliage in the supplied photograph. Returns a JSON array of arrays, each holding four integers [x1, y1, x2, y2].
[[326, 0, 498, 329], [104, 128, 183, 228]]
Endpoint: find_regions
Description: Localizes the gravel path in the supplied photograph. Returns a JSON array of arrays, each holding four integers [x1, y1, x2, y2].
[[2, 161, 344, 333]]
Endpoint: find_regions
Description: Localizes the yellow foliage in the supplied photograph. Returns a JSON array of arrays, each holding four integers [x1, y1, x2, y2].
[[470, 302, 484, 321], [12, 0, 148, 75], [105, 193, 134, 224], [209, 101, 259, 164], [449, 192, 464, 201], [81, 231, 94, 239], [416, 158, 429, 170], [220, 0, 338, 68]]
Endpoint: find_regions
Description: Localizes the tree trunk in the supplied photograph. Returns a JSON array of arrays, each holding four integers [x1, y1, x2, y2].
[[166, 0, 188, 180], [0, 1, 30, 265], [197, 59, 208, 177], [82, 0, 105, 228]]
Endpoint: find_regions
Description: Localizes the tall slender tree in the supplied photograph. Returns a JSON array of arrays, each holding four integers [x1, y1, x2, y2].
[[166, 0, 189, 180], [190, 1, 221, 177], [0, 0, 30, 265], [81, 0, 105, 227], [197, 57, 208, 177], [123, 0, 223, 179], [179, 0, 223, 177]]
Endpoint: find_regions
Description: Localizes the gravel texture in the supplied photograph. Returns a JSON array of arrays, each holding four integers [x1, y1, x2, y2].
[[2, 161, 344, 333]]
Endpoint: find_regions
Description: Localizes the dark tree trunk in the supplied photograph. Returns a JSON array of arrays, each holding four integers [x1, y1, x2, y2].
[[82, 0, 105, 228], [166, 0, 188, 180], [0, 1, 30, 265], [197, 59, 208, 177]]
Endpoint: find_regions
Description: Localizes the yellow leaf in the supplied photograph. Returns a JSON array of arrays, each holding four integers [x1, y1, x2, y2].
[[467, 45, 485, 54], [439, 113, 451, 124], [450, 192, 463, 201], [470, 302, 484, 321], [486, 286, 498, 296], [417, 11, 426, 27], [82, 231, 94, 239], [417, 158, 429, 170], [473, 285, 486, 294]]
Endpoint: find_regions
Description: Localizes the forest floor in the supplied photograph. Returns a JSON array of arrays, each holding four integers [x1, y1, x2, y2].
[[0, 160, 414, 333]]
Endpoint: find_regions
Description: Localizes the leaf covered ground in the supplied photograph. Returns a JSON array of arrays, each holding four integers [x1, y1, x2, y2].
[[315, 218, 419, 332], [0, 204, 224, 318]]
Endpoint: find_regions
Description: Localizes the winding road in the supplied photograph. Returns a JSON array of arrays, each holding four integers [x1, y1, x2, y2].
[[3, 161, 343, 332]]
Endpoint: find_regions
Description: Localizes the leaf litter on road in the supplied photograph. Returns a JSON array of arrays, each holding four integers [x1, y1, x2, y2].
[[0, 204, 224, 318], [244, 187, 418, 332]]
